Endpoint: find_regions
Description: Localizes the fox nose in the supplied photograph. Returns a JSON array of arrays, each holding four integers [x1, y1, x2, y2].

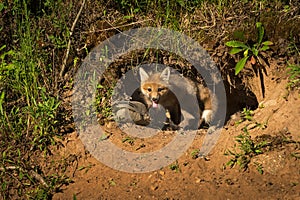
[[152, 97, 159, 102]]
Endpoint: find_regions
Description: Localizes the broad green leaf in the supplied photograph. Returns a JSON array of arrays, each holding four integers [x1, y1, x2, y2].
[[235, 56, 249, 75], [256, 22, 264, 44], [262, 41, 273, 46], [225, 41, 249, 49], [260, 45, 270, 51], [229, 47, 243, 54]]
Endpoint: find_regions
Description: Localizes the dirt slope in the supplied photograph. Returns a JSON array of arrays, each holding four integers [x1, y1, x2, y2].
[[53, 60, 300, 199]]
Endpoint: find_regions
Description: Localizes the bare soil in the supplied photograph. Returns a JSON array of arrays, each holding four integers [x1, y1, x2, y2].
[[48, 2, 300, 199], [52, 59, 300, 199]]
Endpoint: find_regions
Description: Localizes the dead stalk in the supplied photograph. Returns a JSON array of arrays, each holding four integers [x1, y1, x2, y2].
[[0, 166, 49, 187], [60, 0, 86, 79]]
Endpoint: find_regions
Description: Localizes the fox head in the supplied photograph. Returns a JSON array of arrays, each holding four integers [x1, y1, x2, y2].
[[139, 67, 170, 108]]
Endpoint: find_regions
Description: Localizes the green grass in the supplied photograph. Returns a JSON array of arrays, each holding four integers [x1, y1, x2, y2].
[[225, 127, 300, 174], [225, 127, 268, 173], [236, 108, 254, 124], [287, 64, 300, 90], [95, 83, 114, 123], [122, 136, 135, 145], [0, 0, 70, 198]]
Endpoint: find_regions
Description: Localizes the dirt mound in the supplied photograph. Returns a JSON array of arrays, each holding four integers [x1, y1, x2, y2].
[[51, 1, 300, 199], [53, 54, 300, 199]]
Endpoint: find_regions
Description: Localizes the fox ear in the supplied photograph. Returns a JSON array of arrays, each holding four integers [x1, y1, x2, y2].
[[160, 67, 170, 82], [139, 68, 149, 83]]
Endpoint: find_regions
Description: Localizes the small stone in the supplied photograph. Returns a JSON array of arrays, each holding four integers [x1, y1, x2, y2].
[[159, 171, 165, 176], [150, 184, 158, 191], [106, 122, 114, 129], [195, 177, 202, 183]]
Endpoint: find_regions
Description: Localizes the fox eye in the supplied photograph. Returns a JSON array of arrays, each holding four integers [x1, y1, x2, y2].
[[147, 88, 152, 92], [158, 88, 164, 92]]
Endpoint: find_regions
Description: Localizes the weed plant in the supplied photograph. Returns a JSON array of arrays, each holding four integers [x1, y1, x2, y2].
[[226, 22, 273, 75], [225, 127, 268, 173], [287, 64, 300, 90], [0, 0, 67, 198]]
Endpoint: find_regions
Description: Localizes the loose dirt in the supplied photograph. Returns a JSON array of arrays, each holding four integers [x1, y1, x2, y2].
[[53, 60, 300, 199]]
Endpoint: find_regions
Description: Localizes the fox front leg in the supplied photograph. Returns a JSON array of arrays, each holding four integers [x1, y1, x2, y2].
[[164, 109, 171, 125], [163, 109, 179, 130]]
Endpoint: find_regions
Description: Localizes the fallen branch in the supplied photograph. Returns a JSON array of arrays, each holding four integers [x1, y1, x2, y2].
[[60, 0, 86, 78], [0, 166, 49, 187]]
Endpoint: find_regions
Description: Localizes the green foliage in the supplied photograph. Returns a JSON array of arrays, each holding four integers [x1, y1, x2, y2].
[[95, 83, 114, 121], [0, 0, 298, 198], [169, 160, 180, 172], [114, 0, 224, 30], [108, 179, 117, 186], [27, 88, 60, 151], [240, 108, 254, 121], [254, 162, 264, 175], [122, 136, 135, 145], [235, 108, 254, 125], [0, 0, 67, 198], [191, 149, 200, 159], [225, 128, 268, 173], [235, 108, 268, 129], [287, 64, 300, 90], [226, 22, 273, 75]]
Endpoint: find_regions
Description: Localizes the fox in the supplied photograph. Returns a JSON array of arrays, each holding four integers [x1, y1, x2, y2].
[[131, 67, 181, 128], [131, 67, 214, 129]]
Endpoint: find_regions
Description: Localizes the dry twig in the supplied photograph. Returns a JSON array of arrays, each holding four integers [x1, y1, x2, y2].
[[0, 166, 49, 187], [60, 0, 86, 78]]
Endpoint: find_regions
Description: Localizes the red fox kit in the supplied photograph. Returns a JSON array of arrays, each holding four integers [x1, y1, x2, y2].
[[131, 67, 181, 127], [131, 67, 213, 129]]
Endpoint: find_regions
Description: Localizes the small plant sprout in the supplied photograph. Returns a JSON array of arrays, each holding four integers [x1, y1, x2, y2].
[[225, 127, 268, 172], [122, 136, 135, 145], [254, 162, 264, 174], [236, 108, 254, 125], [169, 160, 180, 172], [226, 22, 273, 75], [241, 108, 254, 121], [108, 179, 116, 186], [191, 149, 200, 159]]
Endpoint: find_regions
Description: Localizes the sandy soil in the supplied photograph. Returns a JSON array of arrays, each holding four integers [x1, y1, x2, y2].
[[52, 61, 300, 200]]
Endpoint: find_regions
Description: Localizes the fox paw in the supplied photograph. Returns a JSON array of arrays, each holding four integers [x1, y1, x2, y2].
[[198, 109, 213, 129]]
